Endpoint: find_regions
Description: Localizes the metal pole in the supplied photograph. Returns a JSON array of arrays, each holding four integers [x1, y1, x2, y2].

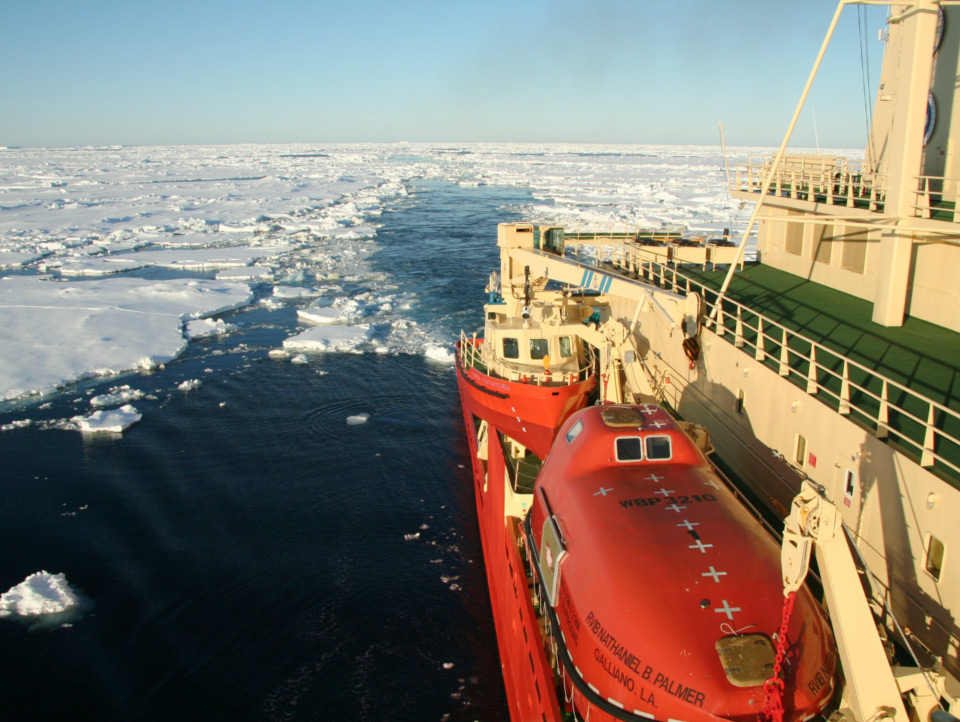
[[719, 121, 732, 191]]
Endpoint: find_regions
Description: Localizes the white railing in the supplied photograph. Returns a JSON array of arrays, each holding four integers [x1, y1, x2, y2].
[[458, 331, 596, 387], [914, 174, 960, 222], [732, 155, 886, 212], [629, 260, 960, 480]]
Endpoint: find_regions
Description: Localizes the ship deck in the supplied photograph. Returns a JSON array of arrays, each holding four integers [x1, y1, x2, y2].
[[602, 258, 960, 486]]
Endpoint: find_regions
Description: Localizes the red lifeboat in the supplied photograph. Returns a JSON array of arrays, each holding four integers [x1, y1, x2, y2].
[[527, 404, 836, 722]]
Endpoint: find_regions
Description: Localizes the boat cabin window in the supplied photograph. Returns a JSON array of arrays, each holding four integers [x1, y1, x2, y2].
[[795, 434, 807, 467], [616, 436, 643, 462], [558, 336, 573, 358], [645, 435, 672, 460], [565, 420, 583, 444], [926, 535, 945, 582], [530, 338, 549, 360], [503, 337, 519, 359]]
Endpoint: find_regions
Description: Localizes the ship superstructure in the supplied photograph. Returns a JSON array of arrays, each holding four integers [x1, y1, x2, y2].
[[457, 2, 960, 721]]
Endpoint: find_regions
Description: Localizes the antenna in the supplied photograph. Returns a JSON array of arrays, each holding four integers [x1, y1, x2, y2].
[[813, 108, 821, 153], [718, 121, 732, 191]]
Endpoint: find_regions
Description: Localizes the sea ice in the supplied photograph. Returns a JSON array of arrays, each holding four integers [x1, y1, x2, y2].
[[216, 265, 274, 282], [111, 245, 292, 271], [56, 257, 146, 277], [72, 404, 142, 434], [296, 307, 352, 325], [185, 317, 236, 339], [424, 345, 455, 364], [90, 385, 144, 408], [273, 285, 320, 300], [177, 379, 202, 391], [0, 276, 252, 401], [282, 324, 373, 353], [0, 571, 80, 619]]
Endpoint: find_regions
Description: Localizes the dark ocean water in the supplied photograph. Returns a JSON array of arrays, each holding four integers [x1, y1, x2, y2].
[[0, 182, 532, 721]]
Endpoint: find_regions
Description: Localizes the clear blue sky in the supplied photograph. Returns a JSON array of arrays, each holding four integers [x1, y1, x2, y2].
[[1, 0, 887, 148]]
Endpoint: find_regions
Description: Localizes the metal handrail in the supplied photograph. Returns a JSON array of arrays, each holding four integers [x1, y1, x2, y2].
[[458, 330, 596, 386], [914, 174, 960, 221], [732, 158, 887, 211], [634, 260, 960, 479]]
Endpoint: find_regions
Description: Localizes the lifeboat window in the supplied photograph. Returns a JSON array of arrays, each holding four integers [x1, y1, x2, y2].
[[565, 419, 583, 444], [616, 436, 643, 462], [503, 337, 519, 359], [530, 338, 549, 360], [645, 435, 672, 460], [558, 336, 573, 358]]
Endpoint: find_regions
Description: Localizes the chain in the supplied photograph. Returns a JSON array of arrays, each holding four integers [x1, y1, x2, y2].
[[760, 591, 797, 722]]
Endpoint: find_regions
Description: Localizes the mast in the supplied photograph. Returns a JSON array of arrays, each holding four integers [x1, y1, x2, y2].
[[871, 0, 940, 326]]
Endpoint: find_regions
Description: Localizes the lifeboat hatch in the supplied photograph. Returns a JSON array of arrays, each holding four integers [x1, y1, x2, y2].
[[538, 514, 567, 607], [715, 634, 776, 687], [600, 406, 645, 427]]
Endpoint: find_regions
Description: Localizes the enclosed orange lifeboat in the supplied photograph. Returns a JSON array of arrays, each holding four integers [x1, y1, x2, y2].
[[526, 404, 836, 722]]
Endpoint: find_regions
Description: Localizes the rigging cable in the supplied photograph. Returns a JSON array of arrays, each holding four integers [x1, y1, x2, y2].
[[859, 4, 879, 173]]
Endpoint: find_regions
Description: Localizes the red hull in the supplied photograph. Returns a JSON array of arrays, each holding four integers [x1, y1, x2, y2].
[[455, 340, 596, 459], [456, 342, 594, 720], [458, 395, 564, 721]]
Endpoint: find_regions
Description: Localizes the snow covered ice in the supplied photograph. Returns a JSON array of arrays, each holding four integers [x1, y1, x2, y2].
[[0, 141, 859, 407]]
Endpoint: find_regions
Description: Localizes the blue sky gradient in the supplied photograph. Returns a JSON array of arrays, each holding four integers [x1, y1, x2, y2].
[[2, 0, 887, 148]]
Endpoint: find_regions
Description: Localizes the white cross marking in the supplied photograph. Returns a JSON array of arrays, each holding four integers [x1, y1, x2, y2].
[[703, 479, 721, 490], [714, 599, 741, 620], [645, 473, 665, 483], [665, 503, 687, 513], [647, 420, 667, 429], [689, 539, 714, 553], [676, 519, 700, 531], [639, 404, 659, 415], [654, 487, 675, 497], [594, 487, 614, 497], [702, 566, 727, 583]]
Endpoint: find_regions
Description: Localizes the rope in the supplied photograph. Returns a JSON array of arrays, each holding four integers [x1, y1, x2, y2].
[[760, 591, 797, 722]]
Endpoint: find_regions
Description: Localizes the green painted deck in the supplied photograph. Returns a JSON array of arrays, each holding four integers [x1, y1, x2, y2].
[[648, 262, 960, 484], [686, 264, 960, 406]]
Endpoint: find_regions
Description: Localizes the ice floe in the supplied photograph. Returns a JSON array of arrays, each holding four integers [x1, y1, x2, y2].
[[0, 571, 81, 619], [72, 404, 142, 434], [424, 344, 455, 364], [90, 385, 145, 408], [296, 307, 353, 325], [282, 324, 373, 353], [185, 317, 236, 339]]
